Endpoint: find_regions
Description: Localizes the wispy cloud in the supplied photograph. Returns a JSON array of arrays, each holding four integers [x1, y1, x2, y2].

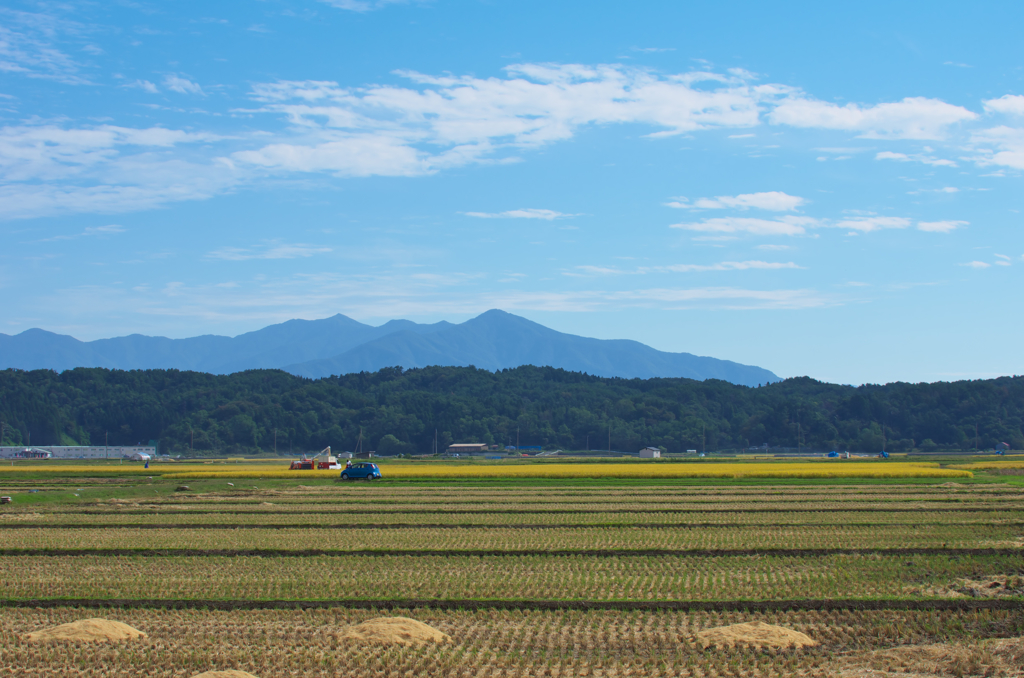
[[205, 242, 333, 261], [163, 74, 203, 95], [983, 95, 1024, 116], [961, 261, 991, 268], [236, 65, 781, 177], [318, 0, 407, 11], [917, 220, 967, 233], [126, 79, 159, 94], [0, 124, 234, 219], [38, 224, 126, 242], [876, 150, 957, 167], [569, 260, 802, 276], [660, 260, 802, 272], [770, 96, 977, 140], [463, 209, 578, 220], [670, 216, 817, 236], [0, 8, 92, 85], [832, 216, 911, 233], [970, 125, 1024, 170], [667, 191, 805, 211]]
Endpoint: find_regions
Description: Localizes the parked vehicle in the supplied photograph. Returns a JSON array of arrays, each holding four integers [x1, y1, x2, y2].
[[340, 462, 382, 481]]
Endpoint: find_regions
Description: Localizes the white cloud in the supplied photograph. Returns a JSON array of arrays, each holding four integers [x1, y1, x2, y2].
[[670, 216, 816, 236], [917, 220, 967, 233], [756, 244, 792, 251], [831, 216, 911, 232], [970, 126, 1024, 169], [83, 224, 125, 235], [464, 208, 577, 220], [660, 260, 802, 272], [0, 124, 223, 182], [236, 65, 988, 182], [961, 261, 991, 268], [235, 65, 778, 176], [127, 79, 159, 94], [983, 95, 1024, 116], [318, 0, 407, 11], [0, 124, 236, 219], [39, 224, 126, 241], [0, 9, 90, 85], [875, 150, 957, 167], [206, 242, 333, 261], [770, 97, 977, 140], [668, 191, 805, 211], [232, 134, 434, 177], [163, 74, 203, 95], [570, 260, 802, 276], [570, 265, 628, 276]]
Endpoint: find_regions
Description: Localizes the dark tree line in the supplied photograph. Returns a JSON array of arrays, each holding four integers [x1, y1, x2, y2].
[[0, 366, 1022, 455]]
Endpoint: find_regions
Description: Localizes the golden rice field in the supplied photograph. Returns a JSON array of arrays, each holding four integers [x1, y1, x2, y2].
[[0, 460, 973, 479], [953, 460, 1024, 470]]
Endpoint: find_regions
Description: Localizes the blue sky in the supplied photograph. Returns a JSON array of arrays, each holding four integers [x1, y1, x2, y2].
[[2, 0, 1023, 384]]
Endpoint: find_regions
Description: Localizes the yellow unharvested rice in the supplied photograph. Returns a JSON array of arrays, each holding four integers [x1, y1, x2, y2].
[[951, 459, 1024, 470], [1, 460, 972, 479]]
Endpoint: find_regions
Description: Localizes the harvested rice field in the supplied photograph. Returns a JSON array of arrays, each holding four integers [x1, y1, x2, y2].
[[0, 463, 1022, 676], [3, 607, 1024, 677]]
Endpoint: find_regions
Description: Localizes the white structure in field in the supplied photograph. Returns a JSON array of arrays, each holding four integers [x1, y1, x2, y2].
[[0, 445, 156, 459], [639, 447, 661, 458]]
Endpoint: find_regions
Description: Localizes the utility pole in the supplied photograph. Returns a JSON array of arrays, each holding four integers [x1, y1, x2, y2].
[[273, 428, 277, 454], [105, 431, 108, 459], [975, 423, 979, 452], [586, 434, 589, 452], [702, 423, 705, 455], [607, 425, 611, 453], [516, 427, 520, 452]]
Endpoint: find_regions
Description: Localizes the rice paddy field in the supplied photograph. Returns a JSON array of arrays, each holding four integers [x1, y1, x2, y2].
[[0, 458, 1022, 676]]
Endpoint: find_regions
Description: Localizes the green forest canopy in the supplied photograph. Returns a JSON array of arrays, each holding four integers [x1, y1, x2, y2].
[[0, 366, 1022, 454]]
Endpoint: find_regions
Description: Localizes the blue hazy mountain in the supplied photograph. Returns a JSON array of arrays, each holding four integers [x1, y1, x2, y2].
[[0, 309, 777, 385]]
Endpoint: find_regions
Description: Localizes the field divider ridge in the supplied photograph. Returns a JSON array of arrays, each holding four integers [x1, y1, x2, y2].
[[1, 598, 1020, 612], [1, 547, 1019, 557]]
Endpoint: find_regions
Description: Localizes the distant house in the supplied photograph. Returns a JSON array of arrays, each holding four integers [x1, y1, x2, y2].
[[129, 452, 152, 462], [447, 443, 488, 454], [639, 447, 661, 459], [996, 442, 1010, 451], [12, 448, 51, 459]]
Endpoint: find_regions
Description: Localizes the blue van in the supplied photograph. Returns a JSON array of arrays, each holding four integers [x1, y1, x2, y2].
[[340, 462, 382, 481]]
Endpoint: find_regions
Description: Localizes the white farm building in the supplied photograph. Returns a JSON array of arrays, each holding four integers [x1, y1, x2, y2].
[[639, 447, 661, 458], [0, 445, 156, 460]]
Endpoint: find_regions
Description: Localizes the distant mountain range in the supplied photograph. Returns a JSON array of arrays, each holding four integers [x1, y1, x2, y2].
[[0, 310, 779, 386]]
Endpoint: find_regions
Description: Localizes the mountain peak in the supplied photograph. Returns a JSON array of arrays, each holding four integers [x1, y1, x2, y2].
[[0, 310, 778, 386]]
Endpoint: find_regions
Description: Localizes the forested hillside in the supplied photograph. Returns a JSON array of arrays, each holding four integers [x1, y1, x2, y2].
[[0, 366, 1021, 454]]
